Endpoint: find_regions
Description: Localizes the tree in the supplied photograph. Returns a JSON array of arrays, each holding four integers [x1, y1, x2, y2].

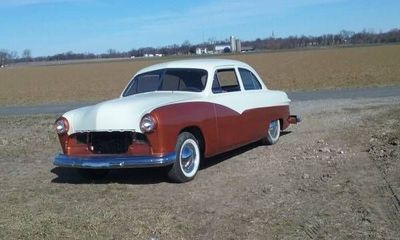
[[339, 30, 355, 43], [9, 51, 18, 60], [0, 50, 8, 66], [22, 49, 31, 61], [0, 49, 18, 66], [180, 40, 191, 54], [107, 49, 116, 55], [189, 46, 197, 54]]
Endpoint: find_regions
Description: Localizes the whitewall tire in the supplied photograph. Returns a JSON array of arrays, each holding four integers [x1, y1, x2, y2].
[[263, 120, 281, 145], [168, 132, 201, 183]]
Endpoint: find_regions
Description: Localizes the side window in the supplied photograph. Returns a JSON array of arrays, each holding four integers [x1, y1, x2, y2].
[[160, 69, 207, 92], [239, 68, 262, 90], [212, 68, 240, 93]]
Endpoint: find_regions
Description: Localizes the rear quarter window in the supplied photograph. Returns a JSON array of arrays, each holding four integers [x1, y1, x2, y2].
[[239, 68, 262, 90]]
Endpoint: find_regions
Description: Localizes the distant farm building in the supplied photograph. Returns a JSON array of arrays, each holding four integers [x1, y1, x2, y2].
[[143, 53, 163, 58], [215, 45, 231, 53], [195, 48, 208, 55], [215, 36, 242, 53]]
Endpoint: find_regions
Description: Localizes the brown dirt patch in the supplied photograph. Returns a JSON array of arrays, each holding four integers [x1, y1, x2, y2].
[[1, 98, 400, 239]]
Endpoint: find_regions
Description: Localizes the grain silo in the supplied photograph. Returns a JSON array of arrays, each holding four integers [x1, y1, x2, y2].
[[230, 36, 236, 52], [235, 39, 242, 52]]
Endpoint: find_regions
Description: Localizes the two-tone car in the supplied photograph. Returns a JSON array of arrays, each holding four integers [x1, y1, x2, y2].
[[54, 59, 300, 182]]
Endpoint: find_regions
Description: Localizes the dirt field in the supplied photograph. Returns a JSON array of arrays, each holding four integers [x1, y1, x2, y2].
[[0, 45, 400, 106], [0, 96, 399, 239]]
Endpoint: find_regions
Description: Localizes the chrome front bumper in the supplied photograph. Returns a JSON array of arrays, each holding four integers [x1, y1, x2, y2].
[[53, 153, 176, 169]]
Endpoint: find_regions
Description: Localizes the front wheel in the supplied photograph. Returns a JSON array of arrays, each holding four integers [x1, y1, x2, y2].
[[262, 119, 281, 145], [168, 132, 201, 183]]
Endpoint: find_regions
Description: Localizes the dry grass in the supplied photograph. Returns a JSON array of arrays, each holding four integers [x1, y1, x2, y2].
[[0, 115, 190, 240], [0, 45, 400, 106], [1, 100, 400, 239]]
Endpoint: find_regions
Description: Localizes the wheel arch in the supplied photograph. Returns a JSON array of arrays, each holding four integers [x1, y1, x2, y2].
[[179, 126, 205, 157]]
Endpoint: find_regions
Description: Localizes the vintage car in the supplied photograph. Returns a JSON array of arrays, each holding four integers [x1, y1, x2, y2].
[[54, 59, 300, 182]]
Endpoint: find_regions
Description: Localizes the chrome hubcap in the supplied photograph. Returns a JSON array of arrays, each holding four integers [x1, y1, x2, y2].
[[180, 142, 197, 174], [268, 120, 279, 138]]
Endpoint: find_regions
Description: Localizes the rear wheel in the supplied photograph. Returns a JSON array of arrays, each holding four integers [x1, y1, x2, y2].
[[168, 132, 201, 183], [263, 119, 281, 145], [76, 169, 109, 180]]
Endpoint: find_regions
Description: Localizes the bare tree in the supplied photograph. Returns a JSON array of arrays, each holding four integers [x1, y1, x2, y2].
[[0, 50, 8, 66], [0, 49, 17, 66], [10, 51, 18, 60], [107, 49, 116, 55], [180, 40, 191, 54], [22, 49, 31, 61]]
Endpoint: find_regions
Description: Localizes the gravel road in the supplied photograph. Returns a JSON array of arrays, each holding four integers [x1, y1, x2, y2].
[[0, 89, 399, 239], [0, 86, 399, 116]]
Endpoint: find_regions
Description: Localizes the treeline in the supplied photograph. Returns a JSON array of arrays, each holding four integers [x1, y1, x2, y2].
[[1, 28, 399, 66], [242, 29, 400, 49]]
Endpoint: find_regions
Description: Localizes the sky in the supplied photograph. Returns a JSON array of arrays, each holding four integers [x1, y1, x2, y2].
[[0, 0, 399, 57]]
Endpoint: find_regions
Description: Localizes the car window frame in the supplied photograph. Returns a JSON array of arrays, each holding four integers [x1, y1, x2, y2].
[[212, 68, 242, 94]]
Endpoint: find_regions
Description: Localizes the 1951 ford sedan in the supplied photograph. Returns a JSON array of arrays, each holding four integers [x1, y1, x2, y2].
[[54, 59, 300, 182]]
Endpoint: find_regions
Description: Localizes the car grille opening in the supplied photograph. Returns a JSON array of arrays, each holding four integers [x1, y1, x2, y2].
[[89, 132, 133, 154], [73, 132, 149, 154], [87, 132, 125, 154]]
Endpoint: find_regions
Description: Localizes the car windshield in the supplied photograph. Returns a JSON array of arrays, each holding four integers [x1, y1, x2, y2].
[[123, 68, 208, 96]]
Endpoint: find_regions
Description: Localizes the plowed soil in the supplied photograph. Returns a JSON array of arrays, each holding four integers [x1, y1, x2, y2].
[[0, 44, 399, 106]]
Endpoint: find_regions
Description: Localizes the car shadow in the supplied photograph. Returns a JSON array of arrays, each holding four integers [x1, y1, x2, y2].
[[200, 130, 291, 170], [280, 130, 291, 137], [51, 131, 292, 185], [51, 167, 169, 185], [200, 142, 260, 170]]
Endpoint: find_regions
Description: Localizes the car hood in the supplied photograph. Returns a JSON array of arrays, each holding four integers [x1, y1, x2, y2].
[[63, 91, 203, 135]]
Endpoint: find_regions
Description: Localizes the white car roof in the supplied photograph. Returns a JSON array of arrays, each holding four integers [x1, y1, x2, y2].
[[136, 58, 253, 75]]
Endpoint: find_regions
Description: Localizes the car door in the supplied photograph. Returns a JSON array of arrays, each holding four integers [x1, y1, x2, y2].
[[208, 67, 249, 152], [236, 67, 269, 142]]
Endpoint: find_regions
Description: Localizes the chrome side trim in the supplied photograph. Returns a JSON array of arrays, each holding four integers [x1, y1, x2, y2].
[[53, 153, 176, 169]]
